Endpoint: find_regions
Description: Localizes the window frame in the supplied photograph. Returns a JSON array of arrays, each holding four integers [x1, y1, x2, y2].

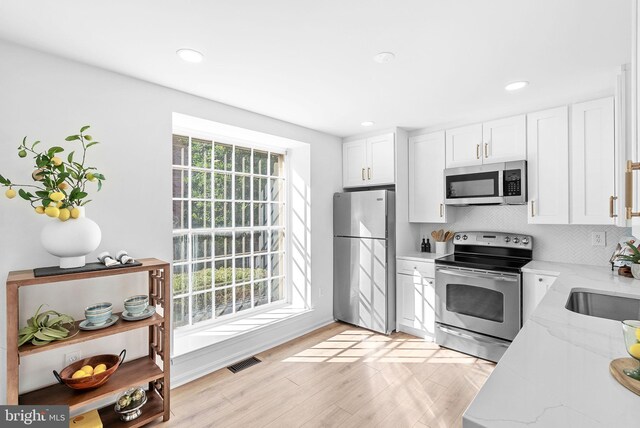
[[171, 128, 289, 333]]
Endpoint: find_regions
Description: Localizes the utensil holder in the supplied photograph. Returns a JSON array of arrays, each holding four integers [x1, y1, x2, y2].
[[435, 242, 448, 254]]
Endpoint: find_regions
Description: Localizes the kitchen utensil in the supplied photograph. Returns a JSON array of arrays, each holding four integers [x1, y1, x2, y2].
[[53, 349, 126, 390], [610, 358, 640, 396], [431, 230, 439, 241], [437, 229, 444, 241]]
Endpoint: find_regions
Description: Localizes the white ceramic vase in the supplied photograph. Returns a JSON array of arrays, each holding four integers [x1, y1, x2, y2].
[[631, 264, 640, 280], [40, 207, 101, 268]]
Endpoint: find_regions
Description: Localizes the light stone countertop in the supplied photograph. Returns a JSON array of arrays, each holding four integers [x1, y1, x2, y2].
[[396, 252, 447, 262], [463, 261, 640, 427]]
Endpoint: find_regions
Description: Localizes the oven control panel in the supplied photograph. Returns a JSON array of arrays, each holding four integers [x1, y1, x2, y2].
[[453, 231, 533, 250]]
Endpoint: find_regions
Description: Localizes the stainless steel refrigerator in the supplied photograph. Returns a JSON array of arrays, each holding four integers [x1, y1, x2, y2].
[[333, 190, 396, 335]]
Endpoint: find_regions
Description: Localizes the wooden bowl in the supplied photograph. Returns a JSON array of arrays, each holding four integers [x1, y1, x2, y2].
[[53, 349, 126, 390]]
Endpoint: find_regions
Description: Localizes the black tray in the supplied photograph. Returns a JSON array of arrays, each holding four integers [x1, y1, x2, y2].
[[34, 261, 143, 277]]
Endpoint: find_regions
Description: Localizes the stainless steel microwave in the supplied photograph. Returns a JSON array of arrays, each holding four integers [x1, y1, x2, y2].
[[444, 160, 527, 206]]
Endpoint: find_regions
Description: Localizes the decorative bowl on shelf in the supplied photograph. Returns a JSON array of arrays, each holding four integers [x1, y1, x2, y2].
[[123, 295, 149, 316], [53, 349, 125, 390], [114, 387, 147, 422], [84, 302, 113, 326]]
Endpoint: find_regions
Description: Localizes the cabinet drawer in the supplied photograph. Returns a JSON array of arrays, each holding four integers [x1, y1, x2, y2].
[[396, 258, 435, 277]]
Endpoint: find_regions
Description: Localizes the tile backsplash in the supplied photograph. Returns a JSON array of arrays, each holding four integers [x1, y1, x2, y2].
[[419, 205, 632, 266]]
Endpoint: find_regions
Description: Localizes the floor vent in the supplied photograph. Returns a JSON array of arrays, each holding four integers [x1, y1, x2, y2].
[[227, 356, 261, 373]]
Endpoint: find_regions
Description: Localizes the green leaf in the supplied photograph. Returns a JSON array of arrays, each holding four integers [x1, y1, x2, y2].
[[65, 135, 80, 141], [84, 135, 92, 141], [97, 180, 102, 191], [81, 199, 92, 206], [67, 151, 75, 163], [93, 173, 105, 180], [32, 140, 41, 150], [42, 198, 51, 207], [47, 146, 64, 156], [76, 191, 88, 199], [18, 189, 31, 201], [0, 174, 10, 186], [36, 156, 49, 168], [80, 125, 90, 133], [86, 141, 99, 148], [17, 334, 33, 347], [35, 191, 49, 198], [22, 136, 27, 146], [31, 338, 52, 346]]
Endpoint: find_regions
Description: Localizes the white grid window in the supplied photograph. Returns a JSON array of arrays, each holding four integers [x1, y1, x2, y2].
[[172, 134, 286, 328]]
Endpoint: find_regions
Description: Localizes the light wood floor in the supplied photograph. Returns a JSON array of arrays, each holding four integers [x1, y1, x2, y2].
[[153, 322, 494, 428]]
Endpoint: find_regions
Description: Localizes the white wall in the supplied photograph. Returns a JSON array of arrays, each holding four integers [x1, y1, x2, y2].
[[0, 40, 342, 404]]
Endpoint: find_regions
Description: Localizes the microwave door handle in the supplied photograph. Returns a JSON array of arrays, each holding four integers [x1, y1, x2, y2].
[[498, 170, 504, 197], [436, 268, 518, 282]]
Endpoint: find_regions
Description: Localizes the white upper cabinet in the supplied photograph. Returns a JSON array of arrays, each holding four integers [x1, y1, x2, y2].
[[482, 114, 527, 163], [445, 116, 526, 168], [445, 124, 483, 168], [342, 139, 368, 188], [570, 97, 615, 225], [342, 133, 395, 188], [409, 131, 447, 223], [367, 133, 396, 186], [527, 106, 569, 224]]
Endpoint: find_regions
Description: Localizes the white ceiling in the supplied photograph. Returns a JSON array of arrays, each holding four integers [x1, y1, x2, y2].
[[0, 0, 631, 137]]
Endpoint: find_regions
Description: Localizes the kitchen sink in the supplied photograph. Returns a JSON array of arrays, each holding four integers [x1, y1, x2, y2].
[[565, 289, 640, 322]]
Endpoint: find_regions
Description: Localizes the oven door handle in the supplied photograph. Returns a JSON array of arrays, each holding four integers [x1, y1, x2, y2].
[[438, 325, 510, 347], [436, 268, 519, 282]]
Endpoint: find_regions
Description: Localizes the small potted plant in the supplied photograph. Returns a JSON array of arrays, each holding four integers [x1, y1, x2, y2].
[[616, 241, 640, 279], [0, 126, 105, 268]]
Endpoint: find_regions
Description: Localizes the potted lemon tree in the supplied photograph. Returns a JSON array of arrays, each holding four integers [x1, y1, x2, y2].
[[0, 126, 105, 268], [616, 241, 640, 279]]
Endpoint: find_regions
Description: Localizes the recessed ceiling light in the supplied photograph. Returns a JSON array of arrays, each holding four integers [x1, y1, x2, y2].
[[177, 48, 204, 63], [361, 121, 375, 127], [505, 81, 529, 92], [373, 52, 395, 64]]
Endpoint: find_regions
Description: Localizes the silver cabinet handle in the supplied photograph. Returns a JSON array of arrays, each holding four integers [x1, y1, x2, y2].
[[367, 167, 371, 180], [439, 203, 444, 217], [436, 268, 518, 282], [484, 142, 489, 158], [531, 200, 535, 217], [361, 168, 365, 181], [476, 144, 480, 159]]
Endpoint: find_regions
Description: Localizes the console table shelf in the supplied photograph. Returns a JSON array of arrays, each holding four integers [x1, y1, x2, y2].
[[6, 258, 171, 426]]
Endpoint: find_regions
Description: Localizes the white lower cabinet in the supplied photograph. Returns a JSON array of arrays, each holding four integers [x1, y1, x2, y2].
[[522, 273, 558, 322], [396, 258, 435, 340]]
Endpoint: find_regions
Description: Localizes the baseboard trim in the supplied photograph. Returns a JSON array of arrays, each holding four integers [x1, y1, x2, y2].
[[171, 315, 334, 388]]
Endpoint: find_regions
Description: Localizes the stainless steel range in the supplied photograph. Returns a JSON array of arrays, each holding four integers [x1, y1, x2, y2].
[[434, 231, 533, 362]]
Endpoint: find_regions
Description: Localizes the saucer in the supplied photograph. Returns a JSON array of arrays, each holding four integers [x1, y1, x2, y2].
[[122, 306, 156, 321], [79, 314, 119, 330]]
